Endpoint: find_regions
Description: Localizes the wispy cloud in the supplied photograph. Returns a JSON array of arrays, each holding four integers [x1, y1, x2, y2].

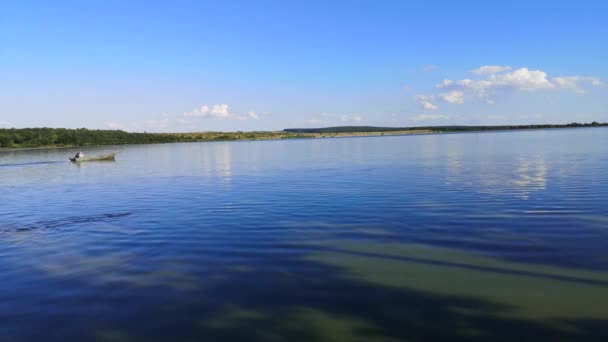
[[552, 76, 604, 94], [307, 118, 330, 126], [307, 113, 364, 127], [242, 111, 259, 121], [106, 114, 170, 132], [106, 104, 261, 132], [416, 92, 463, 109], [416, 95, 438, 110], [106, 122, 124, 130], [471, 65, 512, 75], [422, 64, 439, 72], [439, 90, 464, 104], [339, 114, 363, 123], [409, 114, 449, 122]]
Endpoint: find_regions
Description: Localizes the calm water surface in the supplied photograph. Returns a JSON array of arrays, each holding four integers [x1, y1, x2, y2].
[[1, 128, 608, 341]]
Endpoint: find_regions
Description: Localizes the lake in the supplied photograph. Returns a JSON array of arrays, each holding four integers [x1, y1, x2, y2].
[[1, 128, 608, 341]]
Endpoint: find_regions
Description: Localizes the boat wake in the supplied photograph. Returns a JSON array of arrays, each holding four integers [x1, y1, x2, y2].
[[0, 212, 132, 234], [0, 161, 65, 168]]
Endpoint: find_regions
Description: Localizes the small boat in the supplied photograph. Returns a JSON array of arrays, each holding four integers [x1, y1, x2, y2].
[[70, 153, 116, 162]]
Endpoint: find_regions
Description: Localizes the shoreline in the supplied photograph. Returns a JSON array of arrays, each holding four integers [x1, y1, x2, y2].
[[0, 125, 604, 152], [0, 129, 432, 152]]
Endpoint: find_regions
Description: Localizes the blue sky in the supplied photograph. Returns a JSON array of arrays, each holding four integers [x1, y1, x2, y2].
[[1, 0, 607, 132]]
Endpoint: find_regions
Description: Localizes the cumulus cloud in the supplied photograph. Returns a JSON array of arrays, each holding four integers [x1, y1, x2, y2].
[[438, 68, 554, 96], [209, 104, 231, 118], [418, 66, 603, 106], [183, 105, 209, 117], [181, 104, 259, 122], [184, 104, 232, 119], [471, 65, 512, 75], [492, 68, 554, 90]]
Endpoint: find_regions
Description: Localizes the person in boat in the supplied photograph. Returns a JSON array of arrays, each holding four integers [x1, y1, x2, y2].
[[74, 151, 85, 159]]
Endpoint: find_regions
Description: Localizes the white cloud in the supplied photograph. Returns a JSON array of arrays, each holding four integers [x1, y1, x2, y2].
[[439, 68, 554, 96], [472, 65, 512, 75], [417, 95, 438, 110], [0, 121, 12, 127], [430, 66, 603, 104], [209, 104, 231, 118], [439, 90, 464, 104], [184, 105, 210, 117], [184, 104, 232, 119], [492, 68, 554, 91], [182, 104, 259, 122], [409, 114, 449, 122], [417, 91, 463, 108]]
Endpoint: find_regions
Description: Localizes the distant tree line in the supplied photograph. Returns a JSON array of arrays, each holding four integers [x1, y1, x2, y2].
[[0, 128, 311, 149], [283, 122, 607, 133], [0, 128, 181, 148]]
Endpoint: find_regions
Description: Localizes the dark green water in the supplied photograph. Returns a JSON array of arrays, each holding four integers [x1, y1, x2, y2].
[[1, 128, 608, 341]]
